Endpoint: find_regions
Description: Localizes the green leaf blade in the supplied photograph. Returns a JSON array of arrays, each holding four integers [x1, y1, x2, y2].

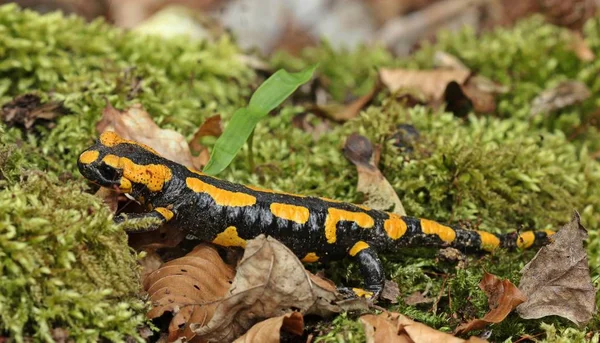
[[203, 65, 317, 175]]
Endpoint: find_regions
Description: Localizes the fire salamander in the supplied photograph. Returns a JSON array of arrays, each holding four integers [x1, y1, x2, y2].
[[78, 131, 555, 299]]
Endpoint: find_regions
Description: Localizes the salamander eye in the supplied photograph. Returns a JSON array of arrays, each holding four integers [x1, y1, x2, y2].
[[98, 163, 120, 181]]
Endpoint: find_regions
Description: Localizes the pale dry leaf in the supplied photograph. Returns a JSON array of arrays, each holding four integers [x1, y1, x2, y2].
[[455, 273, 526, 334], [379, 68, 470, 102], [571, 31, 595, 61], [360, 311, 488, 343], [233, 312, 304, 343], [96, 102, 195, 167], [530, 81, 591, 117], [191, 235, 368, 342], [517, 212, 596, 326], [144, 244, 235, 342], [404, 291, 434, 306], [344, 133, 406, 215]]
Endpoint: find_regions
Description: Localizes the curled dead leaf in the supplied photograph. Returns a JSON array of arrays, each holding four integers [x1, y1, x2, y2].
[[144, 244, 235, 342], [530, 81, 591, 117], [344, 133, 406, 215], [380, 67, 470, 104], [233, 312, 304, 343], [96, 102, 196, 168], [516, 212, 596, 326], [191, 235, 368, 342], [360, 311, 488, 343], [455, 273, 526, 334]]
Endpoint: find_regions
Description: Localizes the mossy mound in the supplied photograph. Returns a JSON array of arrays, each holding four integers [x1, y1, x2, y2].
[[0, 134, 145, 342]]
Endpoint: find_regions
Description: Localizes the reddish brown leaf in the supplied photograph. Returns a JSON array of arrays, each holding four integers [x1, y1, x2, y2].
[[517, 212, 596, 326], [189, 114, 223, 169], [233, 312, 304, 343], [96, 102, 195, 168], [344, 133, 405, 215], [144, 244, 235, 342], [455, 273, 526, 334], [360, 311, 488, 343]]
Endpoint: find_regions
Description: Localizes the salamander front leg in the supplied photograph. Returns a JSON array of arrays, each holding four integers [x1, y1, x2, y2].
[[338, 241, 385, 300], [114, 207, 175, 232]]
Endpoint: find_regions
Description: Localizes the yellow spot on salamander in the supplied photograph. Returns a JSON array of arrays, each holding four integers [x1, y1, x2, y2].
[[155, 207, 174, 221], [102, 155, 172, 192], [99, 131, 160, 155], [301, 252, 319, 263], [79, 150, 99, 164], [119, 178, 132, 193], [517, 231, 535, 249], [186, 177, 256, 207], [212, 226, 247, 248], [352, 288, 373, 298], [420, 219, 456, 243], [325, 208, 375, 244], [349, 241, 369, 256], [270, 203, 310, 224], [544, 229, 556, 236], [384, 213, 407, 240], [476, 230, 501, 252]]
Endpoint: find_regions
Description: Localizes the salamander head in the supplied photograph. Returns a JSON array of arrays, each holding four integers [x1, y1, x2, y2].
[[78, 131, 172, 193]]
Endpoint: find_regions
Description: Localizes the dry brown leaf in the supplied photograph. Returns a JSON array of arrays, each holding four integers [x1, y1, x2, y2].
[[344, 133, 406, 215], [314, 84, 379, 122], [455, 273, 526, 334], [380, 68, 470, 103], [144, 244, 235, 342], [516, 212, 596, 326], [404, 291, 434, 306], [233, 312, 304, 343], [191, 235, 368, 342], [96, 102, 195, 168], [1, 93, 66, 129], [530, 81, 591, 117], [189, 114, 223, 169], [360, 311, 488, 343], [381, 280, 401, 304]]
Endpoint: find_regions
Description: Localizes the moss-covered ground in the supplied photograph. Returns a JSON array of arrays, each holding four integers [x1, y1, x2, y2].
[[1, 4, 599, 342]]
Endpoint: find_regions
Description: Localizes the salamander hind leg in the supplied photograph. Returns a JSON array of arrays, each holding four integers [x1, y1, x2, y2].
[[338, 241, 385, 300]]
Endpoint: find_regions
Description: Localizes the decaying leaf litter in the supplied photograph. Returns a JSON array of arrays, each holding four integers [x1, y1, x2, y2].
[[1, 4, 600, 343]]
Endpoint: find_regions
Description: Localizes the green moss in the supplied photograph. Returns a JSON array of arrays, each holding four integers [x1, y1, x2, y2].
[[0, 3, 254, 175], [2, 4, 600, 342], [313, 312, 366, 343], [0, 144, 145, 342]]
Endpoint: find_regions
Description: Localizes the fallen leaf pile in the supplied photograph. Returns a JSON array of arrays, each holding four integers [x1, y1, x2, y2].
[[455, 273, 526, 334], [343, 133, 406, 215], [146, 236, 368, 342], [360, 311, 488, 343], [517, 212, 596, 326]]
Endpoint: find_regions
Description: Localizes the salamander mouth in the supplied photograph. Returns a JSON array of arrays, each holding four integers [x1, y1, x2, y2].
[[79, 162, 123, 188]]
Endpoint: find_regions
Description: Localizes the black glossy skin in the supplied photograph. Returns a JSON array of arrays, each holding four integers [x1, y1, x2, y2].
[[78, 135, 553, 299]]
